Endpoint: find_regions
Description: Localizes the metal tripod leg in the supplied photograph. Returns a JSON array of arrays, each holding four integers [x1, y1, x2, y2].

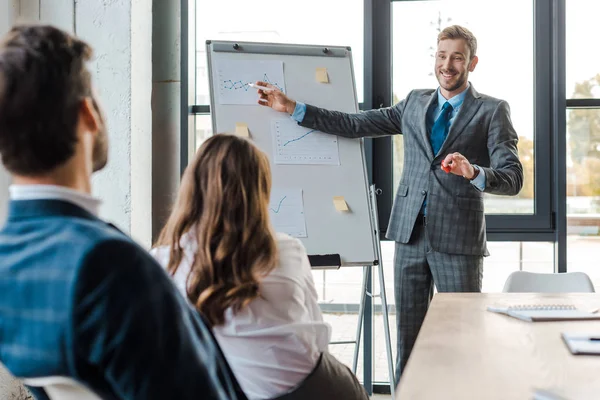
[[378, 262, 395, 398], [352, 265, 369, 374]]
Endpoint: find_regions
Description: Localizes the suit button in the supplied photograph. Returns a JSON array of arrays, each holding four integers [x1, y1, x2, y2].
[[421, 190, 427, 195]]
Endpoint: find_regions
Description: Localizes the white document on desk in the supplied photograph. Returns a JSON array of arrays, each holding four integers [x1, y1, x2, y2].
[[487, 304, 600, 322], [561, 332, 600, 355], [508, 309, 600, 322], [532, 388, 570, 400]]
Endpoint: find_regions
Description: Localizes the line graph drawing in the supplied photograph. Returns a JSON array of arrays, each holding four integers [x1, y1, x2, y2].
[[221, 73, 284, 93], [271, 119, 340, 165], [217, 61, 285, 105], [269, 195, 287, 213], [283, 130, 317, 146], [269, 188, 306, 238], [261, 73, 284, 92], [222, 79, 250, 91]]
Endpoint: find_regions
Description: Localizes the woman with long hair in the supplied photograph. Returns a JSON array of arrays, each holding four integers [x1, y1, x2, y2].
[[152, 134, 367, 400]]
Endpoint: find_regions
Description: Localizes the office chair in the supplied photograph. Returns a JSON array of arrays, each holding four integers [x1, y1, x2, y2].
[[503, 271, 595, 293], [21, 376, 102, 400]]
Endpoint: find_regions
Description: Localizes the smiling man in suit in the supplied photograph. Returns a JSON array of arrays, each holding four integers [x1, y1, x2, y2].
[[257, 25, 523, 383], [0, 25, 246, 400]]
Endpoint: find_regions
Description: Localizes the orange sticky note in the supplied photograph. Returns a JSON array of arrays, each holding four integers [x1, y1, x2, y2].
[[235, 122, 249, 137], [316, 67, 329, 83], [333, 196, 349, 211]]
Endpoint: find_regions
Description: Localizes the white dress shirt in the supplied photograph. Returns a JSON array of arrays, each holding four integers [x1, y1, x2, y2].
[[9, 184, 101, 216], [151, 231, 331, 400]]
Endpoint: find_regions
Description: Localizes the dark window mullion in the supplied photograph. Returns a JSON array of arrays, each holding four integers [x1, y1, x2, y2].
[[369, 0, 393, 234], [553, 0, 567, 272], [566, 99, 600, 108], [181, 0, 190, 175], [189, 105, 210, 114]]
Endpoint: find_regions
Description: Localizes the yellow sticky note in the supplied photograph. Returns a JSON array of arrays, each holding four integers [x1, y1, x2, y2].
[[333, 196, 349, 212], [316, 67, 329, 83], [235, 122, 249, 137]]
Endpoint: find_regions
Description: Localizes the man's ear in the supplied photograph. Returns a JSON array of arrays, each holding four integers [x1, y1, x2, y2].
[[80, 97, 100, 135], [468, 55, 479, 72]]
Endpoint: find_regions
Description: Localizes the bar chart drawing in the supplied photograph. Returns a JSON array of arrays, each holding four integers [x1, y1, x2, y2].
[[269, 188, 307, 238], [217, 60, 285, 105], [271, 118, 340, 165]]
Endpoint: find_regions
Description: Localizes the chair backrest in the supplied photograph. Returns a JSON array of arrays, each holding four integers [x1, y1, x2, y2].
[[21, 376, 102, 400], [502, 271, 596, 293]]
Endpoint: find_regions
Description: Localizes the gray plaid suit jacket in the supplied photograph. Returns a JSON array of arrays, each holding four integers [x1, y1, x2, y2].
[[299, 84, 523, 256]]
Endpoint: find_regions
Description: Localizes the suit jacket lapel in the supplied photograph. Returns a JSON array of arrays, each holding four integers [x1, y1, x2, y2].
[[436, 84, 482, 159], [420, 91, 437, 160]]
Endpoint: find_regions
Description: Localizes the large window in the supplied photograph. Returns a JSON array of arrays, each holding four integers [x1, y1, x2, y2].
[[194, 0, 364, 105], [566, 0, 600, 100], [184, 0, 577, 391], [186, 0, 567, 251], [392, 0, 534, 214], [189, 0, 364, 151], [566, 0, 600, 289]]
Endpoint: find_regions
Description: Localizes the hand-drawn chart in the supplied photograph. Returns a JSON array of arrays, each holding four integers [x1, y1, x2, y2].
[[217, 60, 285, 105], [271, 118, 340, 165], [269, 188, 307, 238]]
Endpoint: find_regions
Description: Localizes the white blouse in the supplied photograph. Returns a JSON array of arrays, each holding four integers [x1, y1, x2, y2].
[[151, 231, 331, 400]]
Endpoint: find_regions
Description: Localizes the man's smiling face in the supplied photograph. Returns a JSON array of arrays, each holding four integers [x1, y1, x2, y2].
[[434, 38, 478, 97]]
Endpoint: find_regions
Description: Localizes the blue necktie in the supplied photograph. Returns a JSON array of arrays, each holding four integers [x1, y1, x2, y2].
[[430, 101, 453, 155], [421, 101, 453, 215]]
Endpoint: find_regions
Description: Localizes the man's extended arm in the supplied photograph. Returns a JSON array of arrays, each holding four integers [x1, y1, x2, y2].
[[295, 101, 405, 139], [72, 239, 246, 400], [480, 101, 523, 195], [257, 80, 407, 139]]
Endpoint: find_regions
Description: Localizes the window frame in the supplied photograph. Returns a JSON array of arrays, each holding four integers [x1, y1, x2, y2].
[[563, 0, 600, 272]]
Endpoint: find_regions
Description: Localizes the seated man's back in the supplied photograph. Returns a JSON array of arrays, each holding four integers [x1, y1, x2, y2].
[[0, 195, 245, 399]]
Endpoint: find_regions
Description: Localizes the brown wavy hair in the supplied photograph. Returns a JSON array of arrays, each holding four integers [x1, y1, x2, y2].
[[155, 134, 278, 326]]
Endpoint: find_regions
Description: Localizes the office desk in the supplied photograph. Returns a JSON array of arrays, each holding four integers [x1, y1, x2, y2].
[[396, 293, 600, 400]]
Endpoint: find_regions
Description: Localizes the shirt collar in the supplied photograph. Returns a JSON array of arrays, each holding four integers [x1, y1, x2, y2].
[[436, 83, 470, 112], [9, 184, 101, 216]]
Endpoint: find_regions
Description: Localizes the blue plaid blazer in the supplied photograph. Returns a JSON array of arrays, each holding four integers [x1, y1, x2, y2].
[[0, 199, 246, 400]]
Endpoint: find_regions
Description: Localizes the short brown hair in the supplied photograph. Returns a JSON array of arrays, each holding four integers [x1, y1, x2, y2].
[[438, 25, 477, 60], [0, 25, 93, 175]]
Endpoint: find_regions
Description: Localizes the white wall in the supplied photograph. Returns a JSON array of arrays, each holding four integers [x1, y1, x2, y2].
[[0, 0, 154, 246], [0, 1, 165, 245], [76, 0, 153, 246]]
